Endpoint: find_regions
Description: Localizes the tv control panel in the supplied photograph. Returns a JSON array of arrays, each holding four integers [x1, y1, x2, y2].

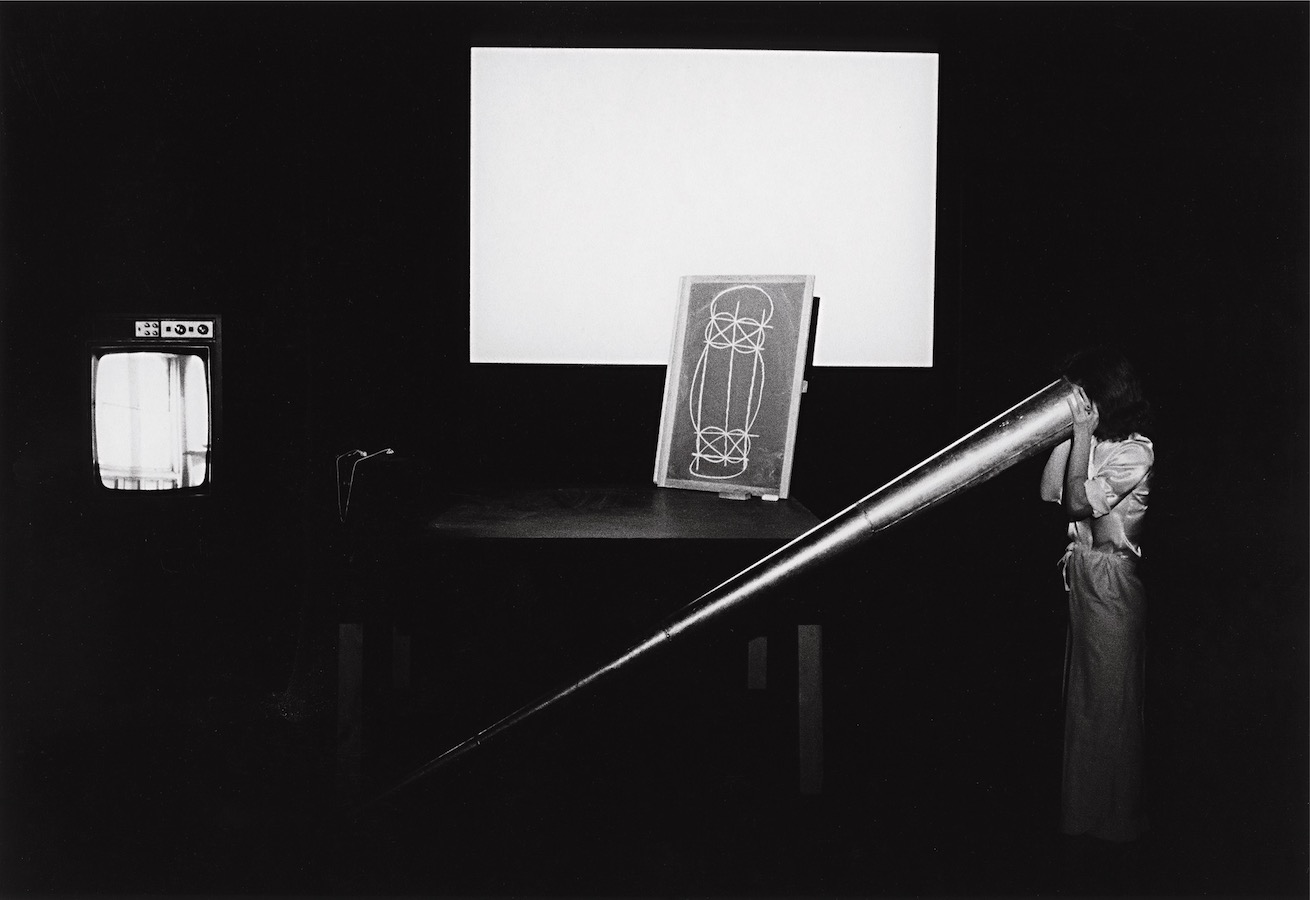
[[135, 319, 217, 339]]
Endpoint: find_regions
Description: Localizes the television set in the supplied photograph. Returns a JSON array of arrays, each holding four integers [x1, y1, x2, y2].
[[88, 316, 221, 493]]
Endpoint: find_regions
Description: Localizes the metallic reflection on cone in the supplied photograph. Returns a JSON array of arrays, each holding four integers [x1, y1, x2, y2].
[[369, 379, 1079, 806]]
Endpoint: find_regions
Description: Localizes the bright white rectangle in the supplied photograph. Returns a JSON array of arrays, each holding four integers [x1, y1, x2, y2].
[[471, 47, 938, 366], [94, 351, 210, 489]]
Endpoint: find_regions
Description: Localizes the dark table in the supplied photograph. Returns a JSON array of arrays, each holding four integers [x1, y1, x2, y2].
[[425, 483, 820, 540], [337, 484, 825, 798]]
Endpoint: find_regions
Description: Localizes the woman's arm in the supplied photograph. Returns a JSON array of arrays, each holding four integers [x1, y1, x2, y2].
[[1040, 439, 1070, 502], [1060, 386, 1099, 521]]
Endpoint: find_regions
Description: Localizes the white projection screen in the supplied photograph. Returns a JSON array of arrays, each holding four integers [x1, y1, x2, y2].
[[470, 48, 939, 367]]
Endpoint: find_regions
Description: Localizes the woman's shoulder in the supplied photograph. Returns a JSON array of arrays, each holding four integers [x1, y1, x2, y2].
[[1098, 433, 1154, 466]]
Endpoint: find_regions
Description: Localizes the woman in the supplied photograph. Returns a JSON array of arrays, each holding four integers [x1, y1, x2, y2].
[[1040, 348, 1154, 843]]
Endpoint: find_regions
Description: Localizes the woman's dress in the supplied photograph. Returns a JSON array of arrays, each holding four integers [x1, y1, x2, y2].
[[1044, 434, 1154, 842]]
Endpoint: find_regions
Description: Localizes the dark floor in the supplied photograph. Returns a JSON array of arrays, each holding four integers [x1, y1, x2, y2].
[[5, 632, 1305, 900]]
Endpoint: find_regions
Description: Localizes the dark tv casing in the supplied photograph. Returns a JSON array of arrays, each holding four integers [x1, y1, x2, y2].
[[87, 315, 222, 496]]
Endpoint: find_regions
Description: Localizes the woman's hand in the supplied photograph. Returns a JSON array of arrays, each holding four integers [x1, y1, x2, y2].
[[1068, 385, 1100, 436]]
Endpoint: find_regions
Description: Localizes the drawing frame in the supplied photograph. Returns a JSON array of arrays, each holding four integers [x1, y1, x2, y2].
[[654, 274, 816, 499]]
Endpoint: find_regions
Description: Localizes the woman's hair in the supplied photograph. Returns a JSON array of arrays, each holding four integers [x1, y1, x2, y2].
[[1060, 347, 1152, 441]]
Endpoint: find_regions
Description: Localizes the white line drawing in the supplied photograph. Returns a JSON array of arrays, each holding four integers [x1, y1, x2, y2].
[[654, 274, 813, 499], [687, 284, 774, 479]]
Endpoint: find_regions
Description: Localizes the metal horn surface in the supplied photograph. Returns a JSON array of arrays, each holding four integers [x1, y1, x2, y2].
[[368, 379, 1078, 806]]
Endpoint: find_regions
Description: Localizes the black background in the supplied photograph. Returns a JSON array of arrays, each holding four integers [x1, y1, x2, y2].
[[1, 3, 1306, 897]]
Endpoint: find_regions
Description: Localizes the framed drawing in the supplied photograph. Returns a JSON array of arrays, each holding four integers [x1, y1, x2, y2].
[[654, 275, 816, 499]]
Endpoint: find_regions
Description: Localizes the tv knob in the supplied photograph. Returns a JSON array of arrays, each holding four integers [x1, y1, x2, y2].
[[197, 324, 209, 335]]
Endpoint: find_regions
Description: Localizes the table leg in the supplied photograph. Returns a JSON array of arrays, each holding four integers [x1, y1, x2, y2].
[[337, 622, 363, 800], [747, 635, 768, 690], [392, 624, 411, 691], [798, 623, 823, 795]]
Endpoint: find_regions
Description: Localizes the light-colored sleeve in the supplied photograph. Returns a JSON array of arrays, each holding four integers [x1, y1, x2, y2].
[[1085, 440, 1153, 517], [1040, 440, 1070, 503]]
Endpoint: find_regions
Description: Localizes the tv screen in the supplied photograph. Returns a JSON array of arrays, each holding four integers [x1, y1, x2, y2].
[[92, 349, 212, 490]]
